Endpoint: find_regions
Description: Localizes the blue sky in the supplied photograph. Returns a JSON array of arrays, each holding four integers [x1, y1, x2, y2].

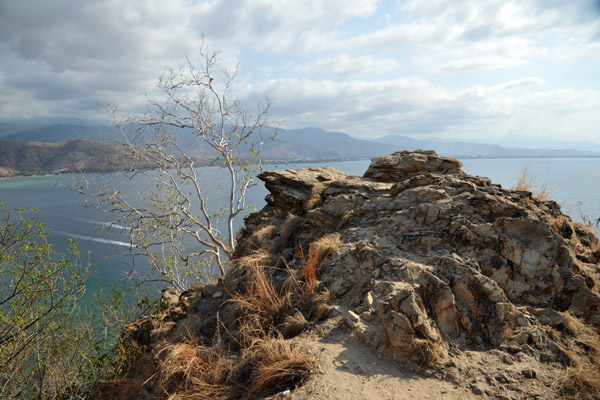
[[1, 0, 599, 145]]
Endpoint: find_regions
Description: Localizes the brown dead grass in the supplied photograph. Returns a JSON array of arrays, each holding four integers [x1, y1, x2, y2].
[[557, 365, 600, 400], [102, 241, 336, 399], [299, 233, 341, 293], [512, 164, 555, 201], [281, 213, 303, 244], [250, 224, 279, 252], [554, 312, 600, 399], [410, 338, 444, 368], [154, 339, 234, 399], [244, 338, 317, 399], [305, 182, 325, 210], [299, 244, 321, 293], [152, 336, 315, 400], [232, 263, 292, 340], [313, 233, 341, 260]]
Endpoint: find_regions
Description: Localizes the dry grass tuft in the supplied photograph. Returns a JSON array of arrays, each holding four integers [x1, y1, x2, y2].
[[244, 338, 317, 399], [313, 233, 341, 260], [299, 243, 321, 293], [557, 365, 600, 400], [154, 339, 234, 398], [554, 312, 600, 398], [410, 339, 443, 367], [234, 263, 290, 327], [279, 310, 309, 338], [250, 224, 279, 251], [299, 233, 341, 293], [512, 164, 555, 201], [281, 213, 303, 244], [152, 334, 315, 399]]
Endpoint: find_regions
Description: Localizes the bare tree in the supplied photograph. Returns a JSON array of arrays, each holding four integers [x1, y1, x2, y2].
[[82, 46, 275, 290]]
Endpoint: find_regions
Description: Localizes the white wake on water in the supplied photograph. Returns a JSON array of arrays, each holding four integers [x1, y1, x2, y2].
[[52, 230, 137, 248]]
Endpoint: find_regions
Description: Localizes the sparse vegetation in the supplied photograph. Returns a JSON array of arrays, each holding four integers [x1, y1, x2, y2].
[[511, 164, 555, 201], [552, 312, 600, 399], [151, 335, 315, 400], [78, 44, 276, 290], [0, 204, 156, 398], [95, 235, 340, 398]]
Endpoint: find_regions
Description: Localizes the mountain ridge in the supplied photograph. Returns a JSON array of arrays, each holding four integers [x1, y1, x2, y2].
[[1, 123, 598, 178], [0, 138, 145, 177]]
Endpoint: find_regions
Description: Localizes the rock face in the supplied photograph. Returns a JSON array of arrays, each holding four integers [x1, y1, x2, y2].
[[241, 150, 600, 371], [112, 150, 600, 399]]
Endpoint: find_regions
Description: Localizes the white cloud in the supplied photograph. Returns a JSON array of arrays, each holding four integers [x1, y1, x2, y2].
[[246, 76, 600, 143], [294, 54, 398, 77], [0, 0, 599, 145]]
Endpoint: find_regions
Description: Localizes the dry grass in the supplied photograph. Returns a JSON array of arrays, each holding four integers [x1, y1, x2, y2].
[[409, 338, 443, 367], [233, 262, 292, 335], [244, 338, 317, 399], [299, 233, 341, 293], [152, 336, 315, 400], [103, 240, 335, 399], [557, 365, 600, 400], [299, 244, 321, 293], [250, 224, 279, 251], [281, 213, 302, 244], [154, 339, 234, 399], [230, 245, 332, 340], [554, 312, 600, 399], [512, 164, 555, 201], [313, 233, 341, 259]]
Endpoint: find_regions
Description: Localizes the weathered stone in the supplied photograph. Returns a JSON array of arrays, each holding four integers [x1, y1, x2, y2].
[[364, 150, 463, 182], [237, 150, 600, 371]]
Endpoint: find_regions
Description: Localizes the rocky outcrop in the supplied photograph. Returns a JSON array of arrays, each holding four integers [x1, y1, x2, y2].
[[240, 150, 600, 374], [113, 150, 600, 399]]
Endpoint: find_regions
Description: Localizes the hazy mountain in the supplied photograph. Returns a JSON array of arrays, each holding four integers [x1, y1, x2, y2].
[[261, 127, 392, 160], [0, 122, 48, 138], [2, 123, 117, 143], [0, 138, 146, 177], [375, 135, 600, 158], [2, 122, 599, 166]]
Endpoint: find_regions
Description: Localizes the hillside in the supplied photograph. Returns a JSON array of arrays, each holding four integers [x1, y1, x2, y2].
[[0, 138, 141, 177], [1, 123, 116, 143], [4, 122, 599, 161], [100, 151, 600, 399]]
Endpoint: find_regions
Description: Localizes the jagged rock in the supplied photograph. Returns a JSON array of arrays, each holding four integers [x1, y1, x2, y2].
[[364, 150, 464, 182], [241, 150, 600, 369]]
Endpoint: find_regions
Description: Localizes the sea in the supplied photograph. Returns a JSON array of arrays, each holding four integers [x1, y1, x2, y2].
[[1, 158, 599, 290]]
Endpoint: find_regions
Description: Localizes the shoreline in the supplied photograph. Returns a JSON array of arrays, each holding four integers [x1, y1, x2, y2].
[[3, 155, 600, 180]]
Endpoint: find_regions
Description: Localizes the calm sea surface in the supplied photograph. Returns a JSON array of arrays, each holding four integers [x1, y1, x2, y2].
[[1, 158, 598, 288]]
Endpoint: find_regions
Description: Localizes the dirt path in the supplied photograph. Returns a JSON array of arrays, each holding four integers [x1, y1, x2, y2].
[[282, 320, 478, 400]]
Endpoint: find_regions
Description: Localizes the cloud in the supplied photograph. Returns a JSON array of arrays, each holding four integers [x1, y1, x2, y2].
[[293, 54, 398, 77], [0, 0, 598, 146], [245, 76, 600, 143]]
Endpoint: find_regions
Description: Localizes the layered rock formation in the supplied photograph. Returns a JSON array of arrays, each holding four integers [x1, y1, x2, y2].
[[238, 150, 600, 391], [114, 150, 600, 399]]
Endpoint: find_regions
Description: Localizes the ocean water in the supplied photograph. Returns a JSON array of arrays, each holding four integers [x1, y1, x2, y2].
[[1, 158, 598, 287]]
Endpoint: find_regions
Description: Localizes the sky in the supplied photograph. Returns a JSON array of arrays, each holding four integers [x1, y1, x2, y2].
[[1, 0, 599, 145]]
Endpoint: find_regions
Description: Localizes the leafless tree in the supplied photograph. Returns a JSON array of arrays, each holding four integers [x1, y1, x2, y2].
[[82, 46, 275, 290]]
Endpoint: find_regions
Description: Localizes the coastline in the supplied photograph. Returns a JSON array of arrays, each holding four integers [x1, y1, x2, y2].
[[3, 155, 600, 180]]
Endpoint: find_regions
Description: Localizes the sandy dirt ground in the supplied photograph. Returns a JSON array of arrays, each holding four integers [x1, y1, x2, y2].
[[276, 319, 477, 400]]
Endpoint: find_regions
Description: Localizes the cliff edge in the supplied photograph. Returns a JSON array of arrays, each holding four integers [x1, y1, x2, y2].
[[102, 150, 600, 399]]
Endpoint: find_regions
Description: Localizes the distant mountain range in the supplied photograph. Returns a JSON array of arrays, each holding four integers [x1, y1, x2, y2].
[[1, 122, 599, 177], [374, 135, 600, 158], [0, 138, 147, 177]]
